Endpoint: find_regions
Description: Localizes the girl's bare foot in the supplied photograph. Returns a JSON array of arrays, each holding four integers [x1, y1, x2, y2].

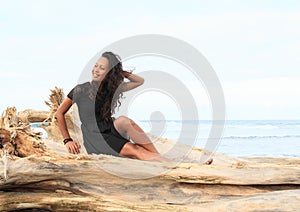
[[204, 158, 213, 165]]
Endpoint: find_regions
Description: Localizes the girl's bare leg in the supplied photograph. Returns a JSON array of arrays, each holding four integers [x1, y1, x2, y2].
[[114, 116, 211, 164], [113, 116, 159, 153], [119, 142, 168, 162]]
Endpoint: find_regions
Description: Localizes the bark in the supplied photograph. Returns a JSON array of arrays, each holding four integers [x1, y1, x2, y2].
[[0, 87, 299, 211]]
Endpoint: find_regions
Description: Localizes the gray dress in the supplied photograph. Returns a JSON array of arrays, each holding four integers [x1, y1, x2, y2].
[[67, 82, 129, 156]]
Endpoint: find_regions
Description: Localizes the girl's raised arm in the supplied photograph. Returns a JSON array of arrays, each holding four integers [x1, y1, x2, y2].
[[121, 71, 144, 92]]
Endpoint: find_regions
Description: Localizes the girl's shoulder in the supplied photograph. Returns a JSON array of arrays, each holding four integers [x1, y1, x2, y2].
[[73, 82, 90, 92], [77, 81, 91, 88], [67, 82, 91, 100]]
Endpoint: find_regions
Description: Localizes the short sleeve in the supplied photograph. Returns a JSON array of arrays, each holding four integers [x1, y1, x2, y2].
[[67, 85, 81, 103], [66, 83, 89, 103], [67, 87, 75, 100]]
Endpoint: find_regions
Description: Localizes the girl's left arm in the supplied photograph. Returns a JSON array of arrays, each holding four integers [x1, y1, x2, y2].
[[122, 71, 144, 92]]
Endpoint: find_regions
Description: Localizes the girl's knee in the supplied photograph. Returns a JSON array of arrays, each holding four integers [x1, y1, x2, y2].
[[114, 116, 131, 127], [119, 142, 140, 158]]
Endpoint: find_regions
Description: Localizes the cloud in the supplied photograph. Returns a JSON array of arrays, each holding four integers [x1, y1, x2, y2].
[[0, 71, 27, 78], [1, 3, 300, 119], [223, 77, 300, 119]]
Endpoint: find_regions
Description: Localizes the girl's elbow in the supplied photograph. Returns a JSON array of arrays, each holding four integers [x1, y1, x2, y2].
[[55, 110, 64, 119], [140, 78, 145, 85], [54, 112, 60, 119]]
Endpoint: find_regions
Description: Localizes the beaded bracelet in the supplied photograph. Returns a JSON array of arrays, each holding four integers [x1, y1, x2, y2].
[[63, 138, 73, 145]]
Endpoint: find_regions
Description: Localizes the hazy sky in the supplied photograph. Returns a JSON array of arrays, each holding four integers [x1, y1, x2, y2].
[[1, 0, 299, 120]]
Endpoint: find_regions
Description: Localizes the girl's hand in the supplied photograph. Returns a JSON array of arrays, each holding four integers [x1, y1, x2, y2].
[[122, 71, 132, 78], [121, 72, 144, 92], [66, 141, 81, 154]]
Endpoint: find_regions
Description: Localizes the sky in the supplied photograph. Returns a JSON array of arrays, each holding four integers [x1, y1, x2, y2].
[[0, 0, 300, 120]]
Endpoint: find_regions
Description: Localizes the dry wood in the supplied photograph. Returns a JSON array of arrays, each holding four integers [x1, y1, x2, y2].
[[0, 87, 299, 211]]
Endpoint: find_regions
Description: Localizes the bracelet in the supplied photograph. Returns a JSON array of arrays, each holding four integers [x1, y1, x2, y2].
[[63, 138, 73, 145]]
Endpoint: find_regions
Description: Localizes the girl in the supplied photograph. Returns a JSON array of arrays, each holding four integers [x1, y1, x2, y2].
[[56, 52, 167, 162]]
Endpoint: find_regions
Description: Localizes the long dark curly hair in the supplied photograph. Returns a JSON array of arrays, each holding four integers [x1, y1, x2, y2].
[[90, 52, 125, 121]]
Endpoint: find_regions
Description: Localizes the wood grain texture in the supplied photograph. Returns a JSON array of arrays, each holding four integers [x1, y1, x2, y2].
[[0, 88, 299, 211]]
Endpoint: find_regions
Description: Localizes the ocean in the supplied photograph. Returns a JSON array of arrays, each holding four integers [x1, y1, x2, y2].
[[136, 120, 300, 158], [32, 120, 300, 158]]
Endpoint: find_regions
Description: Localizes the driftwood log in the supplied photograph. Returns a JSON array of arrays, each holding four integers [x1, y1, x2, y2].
[[0, 87, 299, 211]]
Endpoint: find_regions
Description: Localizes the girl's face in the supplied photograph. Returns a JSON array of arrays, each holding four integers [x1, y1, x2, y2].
[[92, 57, 109, 82]]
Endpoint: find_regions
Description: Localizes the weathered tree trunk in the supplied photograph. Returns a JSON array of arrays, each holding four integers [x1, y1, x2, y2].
[[0, 87, 299, 212], [18, 109, 49, 123], [0, 148, 299, 211]]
